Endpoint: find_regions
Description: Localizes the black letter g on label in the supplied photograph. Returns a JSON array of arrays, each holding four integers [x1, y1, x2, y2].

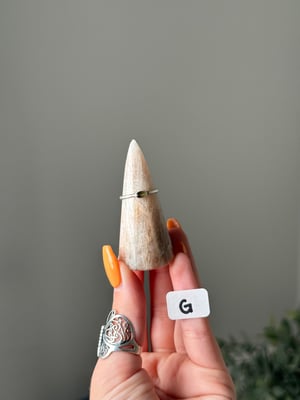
[[179, 299, 193, 314]]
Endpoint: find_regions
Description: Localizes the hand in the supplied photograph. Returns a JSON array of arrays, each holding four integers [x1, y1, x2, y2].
[[90, 218, 235, 399]]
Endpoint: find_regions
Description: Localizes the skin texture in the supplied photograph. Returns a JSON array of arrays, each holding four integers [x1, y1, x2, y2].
[[90, 220, 236, 400]]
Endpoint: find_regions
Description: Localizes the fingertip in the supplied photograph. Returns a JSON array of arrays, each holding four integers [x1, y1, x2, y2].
[[169, 252, 199, 290], [167, 225, 189, 257], [114, 261, 138, 291], [167, 221, 200, 285], [167, 217, 181, 230]]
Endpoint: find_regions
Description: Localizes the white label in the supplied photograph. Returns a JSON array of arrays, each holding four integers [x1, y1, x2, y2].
[[166, 288, 210, 320]]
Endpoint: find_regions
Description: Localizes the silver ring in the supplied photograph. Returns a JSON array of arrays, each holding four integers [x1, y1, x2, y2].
[[97, 310, 141, 359], [120, 188, 159, 200]]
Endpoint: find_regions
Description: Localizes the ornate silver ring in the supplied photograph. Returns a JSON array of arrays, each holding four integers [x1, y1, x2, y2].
[[97, 310, 141, 359]]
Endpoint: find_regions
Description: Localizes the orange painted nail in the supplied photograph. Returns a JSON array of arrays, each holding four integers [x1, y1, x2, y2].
[[167, 218, 181, 230], [102, 245, 121, 288]]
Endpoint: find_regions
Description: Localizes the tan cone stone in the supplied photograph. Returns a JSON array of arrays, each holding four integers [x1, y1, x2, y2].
[[118, 140, 173, 270]]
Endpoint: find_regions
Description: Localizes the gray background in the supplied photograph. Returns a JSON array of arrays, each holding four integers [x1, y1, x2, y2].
[[1, 1, 299, 399]]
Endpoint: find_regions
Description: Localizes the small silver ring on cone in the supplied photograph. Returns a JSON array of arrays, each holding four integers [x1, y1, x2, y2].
[[120, 189, 159, 200]]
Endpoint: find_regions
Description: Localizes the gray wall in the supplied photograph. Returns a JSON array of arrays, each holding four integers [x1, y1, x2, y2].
[[1, 1, 299, 399]]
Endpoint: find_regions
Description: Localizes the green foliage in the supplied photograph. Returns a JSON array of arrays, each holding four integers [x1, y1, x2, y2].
[[218, 310, 300, 399]]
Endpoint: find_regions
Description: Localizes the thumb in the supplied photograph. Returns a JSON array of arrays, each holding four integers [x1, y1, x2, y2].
[[90, 246, 147, 399]]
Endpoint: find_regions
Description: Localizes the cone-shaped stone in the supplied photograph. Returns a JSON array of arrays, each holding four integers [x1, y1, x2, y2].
[[118, 140, 173, 270]]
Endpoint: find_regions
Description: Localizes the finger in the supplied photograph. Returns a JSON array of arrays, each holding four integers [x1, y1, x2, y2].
[[149, 265, 175, 352], [169, 251, 226, 370], [167, 217, 200, 286], [167, 218, 195, 352], [112, 261, 146, 347], [132, 270, 148, 351], [91, 246, 146, 399], [101, 245, 147, 348]]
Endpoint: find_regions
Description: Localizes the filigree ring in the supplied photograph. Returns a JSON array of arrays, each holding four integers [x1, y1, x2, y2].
[[97, 310, 141, 359]]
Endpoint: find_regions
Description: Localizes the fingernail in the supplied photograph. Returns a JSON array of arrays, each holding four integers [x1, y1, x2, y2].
[[167, 218, 181, 229], [102, 245, 121, 288]]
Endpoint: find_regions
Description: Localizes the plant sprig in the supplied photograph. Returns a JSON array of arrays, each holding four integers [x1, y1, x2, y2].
[[218, 309, 300, 399]]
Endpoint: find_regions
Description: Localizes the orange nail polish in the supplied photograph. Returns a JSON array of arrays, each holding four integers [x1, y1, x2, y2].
[[167, 218, 181, 230], [102, 245, 121, 288]]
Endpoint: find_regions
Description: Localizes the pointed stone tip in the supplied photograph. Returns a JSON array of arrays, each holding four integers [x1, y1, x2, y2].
[[125, 139, 147, 171], [130, 138, 138, 145], [128, 139, 142, 154]]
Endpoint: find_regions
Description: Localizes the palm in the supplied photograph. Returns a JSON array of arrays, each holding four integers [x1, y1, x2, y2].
[[142, 351, 232, 400]]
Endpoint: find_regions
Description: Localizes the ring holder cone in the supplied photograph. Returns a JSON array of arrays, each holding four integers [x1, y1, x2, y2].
[[118, 140, 173, 270]]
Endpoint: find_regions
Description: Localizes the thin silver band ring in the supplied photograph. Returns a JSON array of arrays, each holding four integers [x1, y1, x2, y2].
[[120, 189, 159, 200]]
